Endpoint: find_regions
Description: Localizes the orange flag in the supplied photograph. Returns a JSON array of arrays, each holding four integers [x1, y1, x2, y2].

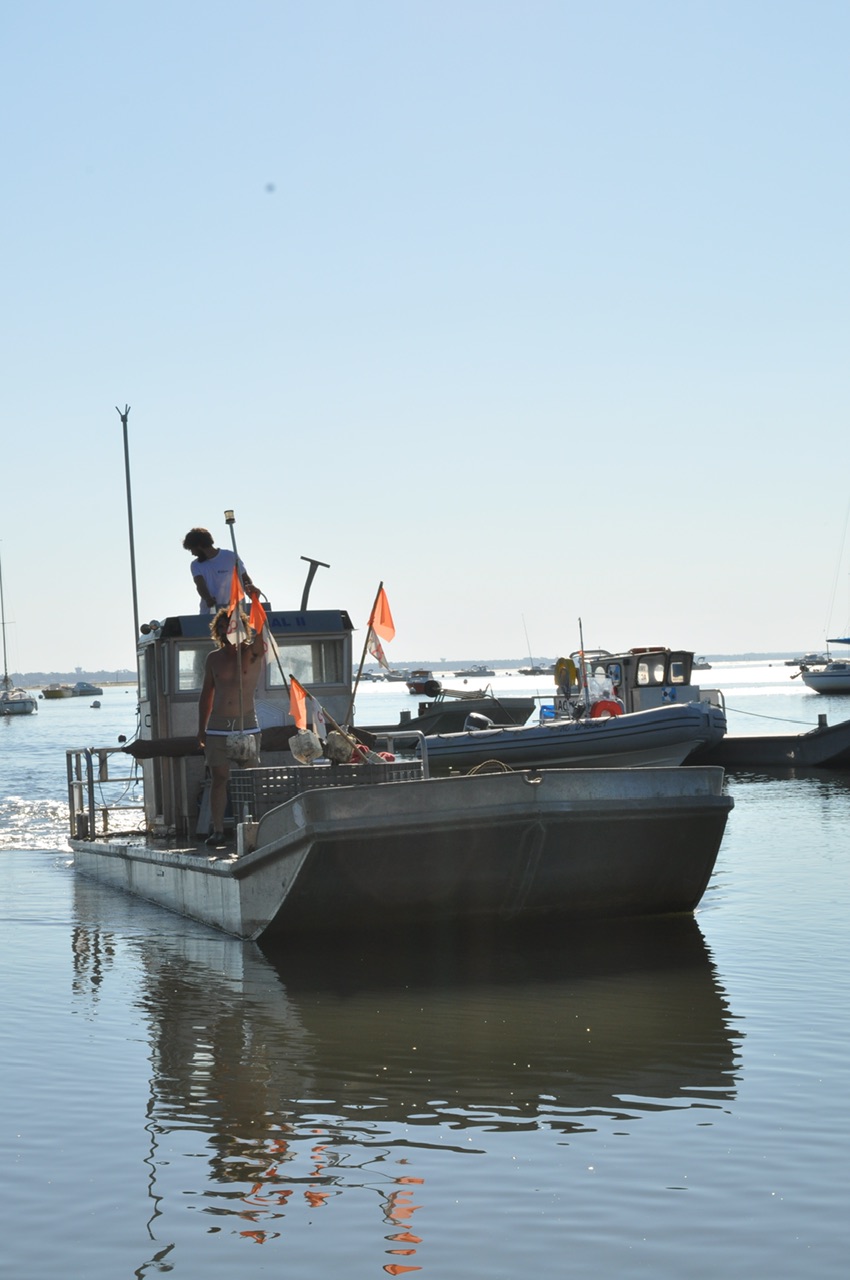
[[369, 586, 395, 642], [248, 589, 267, 633], [227, 564, 243, 616], [289, 676, 308, 729]]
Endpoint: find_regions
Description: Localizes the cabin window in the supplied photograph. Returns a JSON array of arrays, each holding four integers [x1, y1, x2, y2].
[[636, 660, 667, 686], [177, 644, 211, 692], [669, 660, 686, 684], [267, 638, 346, 687]]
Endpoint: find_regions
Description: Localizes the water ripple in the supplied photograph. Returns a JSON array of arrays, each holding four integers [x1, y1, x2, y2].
[[0, 796, 70, 851]]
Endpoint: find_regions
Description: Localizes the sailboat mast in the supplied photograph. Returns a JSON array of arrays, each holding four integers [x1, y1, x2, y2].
[[0, 551, 9, 685]]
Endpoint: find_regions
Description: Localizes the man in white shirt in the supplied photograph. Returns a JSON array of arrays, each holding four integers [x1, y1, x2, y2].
[[182, 527, 258, 613]]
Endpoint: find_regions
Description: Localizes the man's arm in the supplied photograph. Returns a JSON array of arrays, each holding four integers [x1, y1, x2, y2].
[[193, 571, 216, 609], [197, 661, 215, 744]]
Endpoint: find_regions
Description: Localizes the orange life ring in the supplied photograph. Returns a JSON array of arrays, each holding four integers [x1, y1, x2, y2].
[[590, 699, 623, 719]]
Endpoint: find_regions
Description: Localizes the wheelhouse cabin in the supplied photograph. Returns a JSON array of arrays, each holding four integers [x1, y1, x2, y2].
[[135, 609, 354, 838], [559, 647, 723, 717]]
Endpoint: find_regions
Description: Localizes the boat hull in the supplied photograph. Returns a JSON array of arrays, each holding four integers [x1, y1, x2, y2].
[[799, 666, 850, 694], [0, 692, 37, 715], [71, 767, 732, 941], [421, 702, 727, 774], [363, 694, 534, 737]]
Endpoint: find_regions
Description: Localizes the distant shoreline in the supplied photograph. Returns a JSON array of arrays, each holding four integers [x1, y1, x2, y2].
[[10, 652, 826, 687]]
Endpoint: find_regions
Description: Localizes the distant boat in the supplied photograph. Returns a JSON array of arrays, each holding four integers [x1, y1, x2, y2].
[[0, 552, 37, 717], [785, 652, 829, 668], [42, 683, 74, 699], [798, 662, 850, 693], [406, 669, 439, 695], [72, 681, 104, 696], [453, 665, 496, 679], [796, 638, 850, 694], [693, 657, 712, 670], [421, 646, 726, 774], [0, 682, 38, 716]]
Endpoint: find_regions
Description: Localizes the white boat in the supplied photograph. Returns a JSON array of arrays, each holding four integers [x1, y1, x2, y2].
[[0, 552, 37, 717], [421, 646, 727, 775], [795, 637, 850, 693], [453, 665, 496, 678], [800, 665, 850, 693], [65, 603, 732, 940], [799, 655, 850, 693], [0, 680, 38, 716], [785, 652, 829, 667]]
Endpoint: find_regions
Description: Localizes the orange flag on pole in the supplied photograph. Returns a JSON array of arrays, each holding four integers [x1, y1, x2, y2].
[[289, 676, 308, 729], [369, 586, 395, 642], [248, 589, 267, 634], [227, 564, 243, 616]]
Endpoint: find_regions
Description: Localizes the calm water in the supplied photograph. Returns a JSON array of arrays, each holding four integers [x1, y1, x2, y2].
[[1, 667, 849, 1278]]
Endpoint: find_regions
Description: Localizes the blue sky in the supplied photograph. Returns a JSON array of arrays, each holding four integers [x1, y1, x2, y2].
[[2, 0, 849, 672]]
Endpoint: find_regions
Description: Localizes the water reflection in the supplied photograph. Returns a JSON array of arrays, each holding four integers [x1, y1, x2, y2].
[[71, 878, 742, 1270], [725, 764, 850, 790]]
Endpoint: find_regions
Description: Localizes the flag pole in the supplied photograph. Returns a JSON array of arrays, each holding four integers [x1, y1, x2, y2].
[[223, 518, 289, 695], [293, 677, 385, 763], [116, 405, 140, 651], [224, 509, 245, 730], [344, 580, 384, 726]]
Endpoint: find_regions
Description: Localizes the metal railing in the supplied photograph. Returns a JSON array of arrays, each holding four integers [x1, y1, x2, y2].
[[66, 747, 145, 840]]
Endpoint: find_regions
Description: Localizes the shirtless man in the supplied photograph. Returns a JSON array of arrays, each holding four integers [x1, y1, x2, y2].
[[197, 609, 265, 848]]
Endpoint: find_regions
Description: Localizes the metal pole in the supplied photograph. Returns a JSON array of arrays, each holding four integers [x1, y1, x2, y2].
[[0, 550, 9, 685], [224, 509, 244, 728], [577, 616, 591, 717], [345, 580, 383, 726], [299, 556, 330, 610], [116, 405, 140, 646]]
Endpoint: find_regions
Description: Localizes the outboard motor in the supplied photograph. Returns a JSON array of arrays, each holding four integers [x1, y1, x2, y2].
[[463, 712, 494, 732]]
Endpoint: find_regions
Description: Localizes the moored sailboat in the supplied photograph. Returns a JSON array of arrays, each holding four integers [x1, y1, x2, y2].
[[0, 552, 37, 717], [798, 638, 850, 694]]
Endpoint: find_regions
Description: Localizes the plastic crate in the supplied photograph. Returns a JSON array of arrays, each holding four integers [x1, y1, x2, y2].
[[228, 760, 424, 817]]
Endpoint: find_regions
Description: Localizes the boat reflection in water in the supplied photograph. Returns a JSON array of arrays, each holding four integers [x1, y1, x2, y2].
[[71, 876, 741, 1266]]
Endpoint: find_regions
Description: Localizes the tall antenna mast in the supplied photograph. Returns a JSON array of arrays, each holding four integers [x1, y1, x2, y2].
[[116, 404, 140, 646], [0, 549, 9, 685]]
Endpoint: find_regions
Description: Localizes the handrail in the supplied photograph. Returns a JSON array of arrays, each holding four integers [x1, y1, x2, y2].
[[66, 746, 145, 840]]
